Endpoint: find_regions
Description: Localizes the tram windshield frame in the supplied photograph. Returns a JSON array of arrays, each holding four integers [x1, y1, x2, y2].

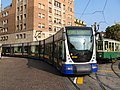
[[66, 27, 94, 62]]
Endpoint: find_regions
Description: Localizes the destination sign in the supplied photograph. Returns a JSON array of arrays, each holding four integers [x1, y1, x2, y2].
[[67, 30, 92, 35]]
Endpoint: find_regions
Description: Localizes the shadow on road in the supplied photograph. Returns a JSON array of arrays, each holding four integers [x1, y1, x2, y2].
[[26, 58, 61, 76]]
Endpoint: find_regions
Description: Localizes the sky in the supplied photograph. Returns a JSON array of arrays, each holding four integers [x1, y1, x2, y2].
[[1, 0, 120, 31]]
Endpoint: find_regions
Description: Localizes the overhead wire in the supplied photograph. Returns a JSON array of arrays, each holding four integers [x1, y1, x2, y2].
[[80, 0, 91, 19], [75, 0, 109, 26], [101, 0, 109, 25]]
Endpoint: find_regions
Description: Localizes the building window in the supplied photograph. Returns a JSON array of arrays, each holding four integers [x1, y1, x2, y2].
[[49, 25, 52, 31], [17, 7, 19, 12], [21, 6, 23, 11], [20, 34, 22, 39], [38, 3, 45, 10], [2, 20, 8, 25], [24, 14, 26, 19], [49, 16, 52, 22], [68, 7, 72, 12], [23, 33, 26, 38], [49, 0, 52, 4], [38, 3, 41, 8], [6, 12, 9, 16], [17, 25, 19, 30], [2, 11, 9, 17], [20, 15, 23, 20], [54, 1, 61, 8], [24, 4, 27, 10], [5, 28, 8, 32], [63, 12, 66, 19], [68, 0, 72, 5], [20, 24, 22, 30], [38, 23, 45, 28], [54, 18, 61, 24], [68, 14, 72, 19], [38, 13, 45, 19], [49, 7, 52, 13], [24, 24, 26, 30], [41, 4, 45, 9], [54, 9, 61, 16], [0, 36, 8, 41], [68, 22, 72, 26], [17, 16, 19, 20], [63, 20, 66, 26], [16, 34, 19, 39], [63, 4, 65, 10]]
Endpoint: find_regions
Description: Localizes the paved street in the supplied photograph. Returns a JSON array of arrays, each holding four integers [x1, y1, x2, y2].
[[78, 61, 120, 90], [0, 57, 75, 90], [0, 57, 120, 90]]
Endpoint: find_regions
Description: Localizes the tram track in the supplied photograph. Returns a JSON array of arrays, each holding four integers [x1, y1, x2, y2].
[[88, 74, 114, 90], [111, 60, 120, 78], [67, 77, 81, 90]]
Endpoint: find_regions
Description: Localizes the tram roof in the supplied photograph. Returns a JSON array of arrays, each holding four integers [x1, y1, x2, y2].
[[65, 26, 92, 30], [100, 38, 120, 43]]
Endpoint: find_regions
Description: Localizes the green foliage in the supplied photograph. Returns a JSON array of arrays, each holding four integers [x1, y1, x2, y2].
[[105, 24, 120, 41]]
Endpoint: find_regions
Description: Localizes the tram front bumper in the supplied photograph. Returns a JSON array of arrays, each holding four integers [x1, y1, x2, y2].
[[62, 63, 98, 75]]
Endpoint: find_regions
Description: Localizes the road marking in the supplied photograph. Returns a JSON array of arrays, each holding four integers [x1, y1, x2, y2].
[[74, 77, 83, 84], [77, 77, 83, 84]]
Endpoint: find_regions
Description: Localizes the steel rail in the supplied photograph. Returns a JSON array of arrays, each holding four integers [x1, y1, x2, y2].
[[111, 60, 120, 78], [67, 77, 81, 90]]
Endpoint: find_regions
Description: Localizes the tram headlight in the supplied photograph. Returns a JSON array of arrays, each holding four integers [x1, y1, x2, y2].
[[92, 65, 97, 69], [91, 63, 98, 73], [66, 67, 73, 70], [63, 64, 73, 71]]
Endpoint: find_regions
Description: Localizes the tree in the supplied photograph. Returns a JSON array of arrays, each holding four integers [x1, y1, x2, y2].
[[105, 24, 120, 41]]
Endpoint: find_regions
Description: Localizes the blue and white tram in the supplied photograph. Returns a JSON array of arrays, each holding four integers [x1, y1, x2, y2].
[[56, 26, 98, 74], [41, 26, 98, 74], [2, 26, 98, 75]]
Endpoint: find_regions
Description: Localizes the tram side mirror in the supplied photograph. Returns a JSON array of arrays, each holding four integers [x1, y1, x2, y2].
[[95, 32, 103, 41]]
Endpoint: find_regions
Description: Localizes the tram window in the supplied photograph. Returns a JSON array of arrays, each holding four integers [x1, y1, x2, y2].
[[119, 44, 120, 51], [31, 45, 38, 53], [14, 46, 22, 53], [40, 44, 44, 55], [6, 47, 10, 53], [23, 46, 28, 53], [109, 42, 112, 51], [98, 41, 103, 50], [115, 43, 119, 51], [45, 44, 50, 55], [58, 40, 62, 59], [54, 42, 58, 58], [112, 43, 114, 51], [104, 41, 108, 51]]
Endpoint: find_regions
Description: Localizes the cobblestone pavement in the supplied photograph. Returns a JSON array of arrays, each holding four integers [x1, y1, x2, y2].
[[78, 61, 120, 90], [0, 57, 76, 90], [0, 57, 120, 90]]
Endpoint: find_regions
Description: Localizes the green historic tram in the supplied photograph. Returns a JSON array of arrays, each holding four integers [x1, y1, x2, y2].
[[97, 38, 120, 62]]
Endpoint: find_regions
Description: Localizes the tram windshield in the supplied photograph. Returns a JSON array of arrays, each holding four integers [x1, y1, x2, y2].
[[66, 27, 93, 62]]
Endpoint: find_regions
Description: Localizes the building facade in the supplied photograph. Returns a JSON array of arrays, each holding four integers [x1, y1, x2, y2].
[[0, 0, 74, 44], [74, 18, 86, 27]]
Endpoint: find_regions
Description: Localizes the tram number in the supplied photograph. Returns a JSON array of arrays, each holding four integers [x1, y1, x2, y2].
[[72, 56, 78, 58]]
